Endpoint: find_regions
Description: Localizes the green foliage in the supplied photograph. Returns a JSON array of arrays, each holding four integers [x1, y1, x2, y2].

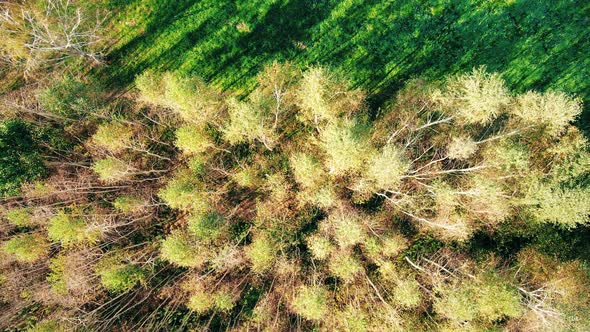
[[364, 144, 410, 190], [213, 291, 236, 312], [2, 233, 47, 262], [337, 306, 368, 332], [175, 125, 213, 155], [38, 76, 102, 119], [245, 234, 276, 273], [96, 253, 145, 293], [4, 28, 590, 328], [434, 272, 523, 324], [289, 152, 325, 189], [306, 233, 333, 260], [434, 67, 510, 124], [393, 276, 422, 308], [331, 211, 365, 249], [47, 255, 68, 294], [297, 67, 364, 125], [223, 97, 277, 148], [328, 253, 362, 282], [530, 185, 590, 228], [187, 212, 224, 241], [292, 285, 328, 321], [188, 291, 214, 314], [92, 122, 135, 152], [47, 211, 101, 247], [320, 118, 371, 175], [160, 231, 203, 268], [27, 319, 66, 332], [0, 120, 46, 197], [5, 207, 33, 227], [159, 169, 209, 212], [136, 71, 223, 124], [512, 91, 582, 136]]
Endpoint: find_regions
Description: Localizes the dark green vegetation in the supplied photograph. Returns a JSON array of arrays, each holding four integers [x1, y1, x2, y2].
[[0, 121, 47, 197], [1, 0, 589, 331]]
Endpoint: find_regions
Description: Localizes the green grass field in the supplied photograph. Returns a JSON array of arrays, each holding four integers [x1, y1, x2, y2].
[[102, 0, 589, 126]]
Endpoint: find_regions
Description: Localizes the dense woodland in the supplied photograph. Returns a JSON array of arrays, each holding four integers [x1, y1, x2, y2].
[[1, 0, 589, 331]]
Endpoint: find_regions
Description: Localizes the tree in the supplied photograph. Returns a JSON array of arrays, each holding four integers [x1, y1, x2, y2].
[[433, 271, 523, 324], [174, 125, 213, 155], [0, 0, 107, 73], [37, 75, 102, 119], [245, 233, 276, 273], [291, 285, 329, 321], [160, 231, 208, 268], [512, 91, 582, 136], [158, 169, 209, 212], [2, 63, 588, 331], [92, 122, 135, 153], [297, 67, 365, 125], [289, 152, 326, 190], [46, 250, 101, 305], [2, 233, 48, 263], [433, 67, 510, 125], [4, 207, 33, 227], [95, 251, 145, 293], [319, 118, 372, 175], [47, 211, 102, 247], [136, 71, 224, 126], [512, 249, 590, 331]]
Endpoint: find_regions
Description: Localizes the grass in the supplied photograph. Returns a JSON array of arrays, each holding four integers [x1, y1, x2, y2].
[[100, 0, 590, 129]]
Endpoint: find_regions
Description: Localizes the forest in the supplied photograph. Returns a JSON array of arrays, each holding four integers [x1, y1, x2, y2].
[[0, 0, 589, 331]]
